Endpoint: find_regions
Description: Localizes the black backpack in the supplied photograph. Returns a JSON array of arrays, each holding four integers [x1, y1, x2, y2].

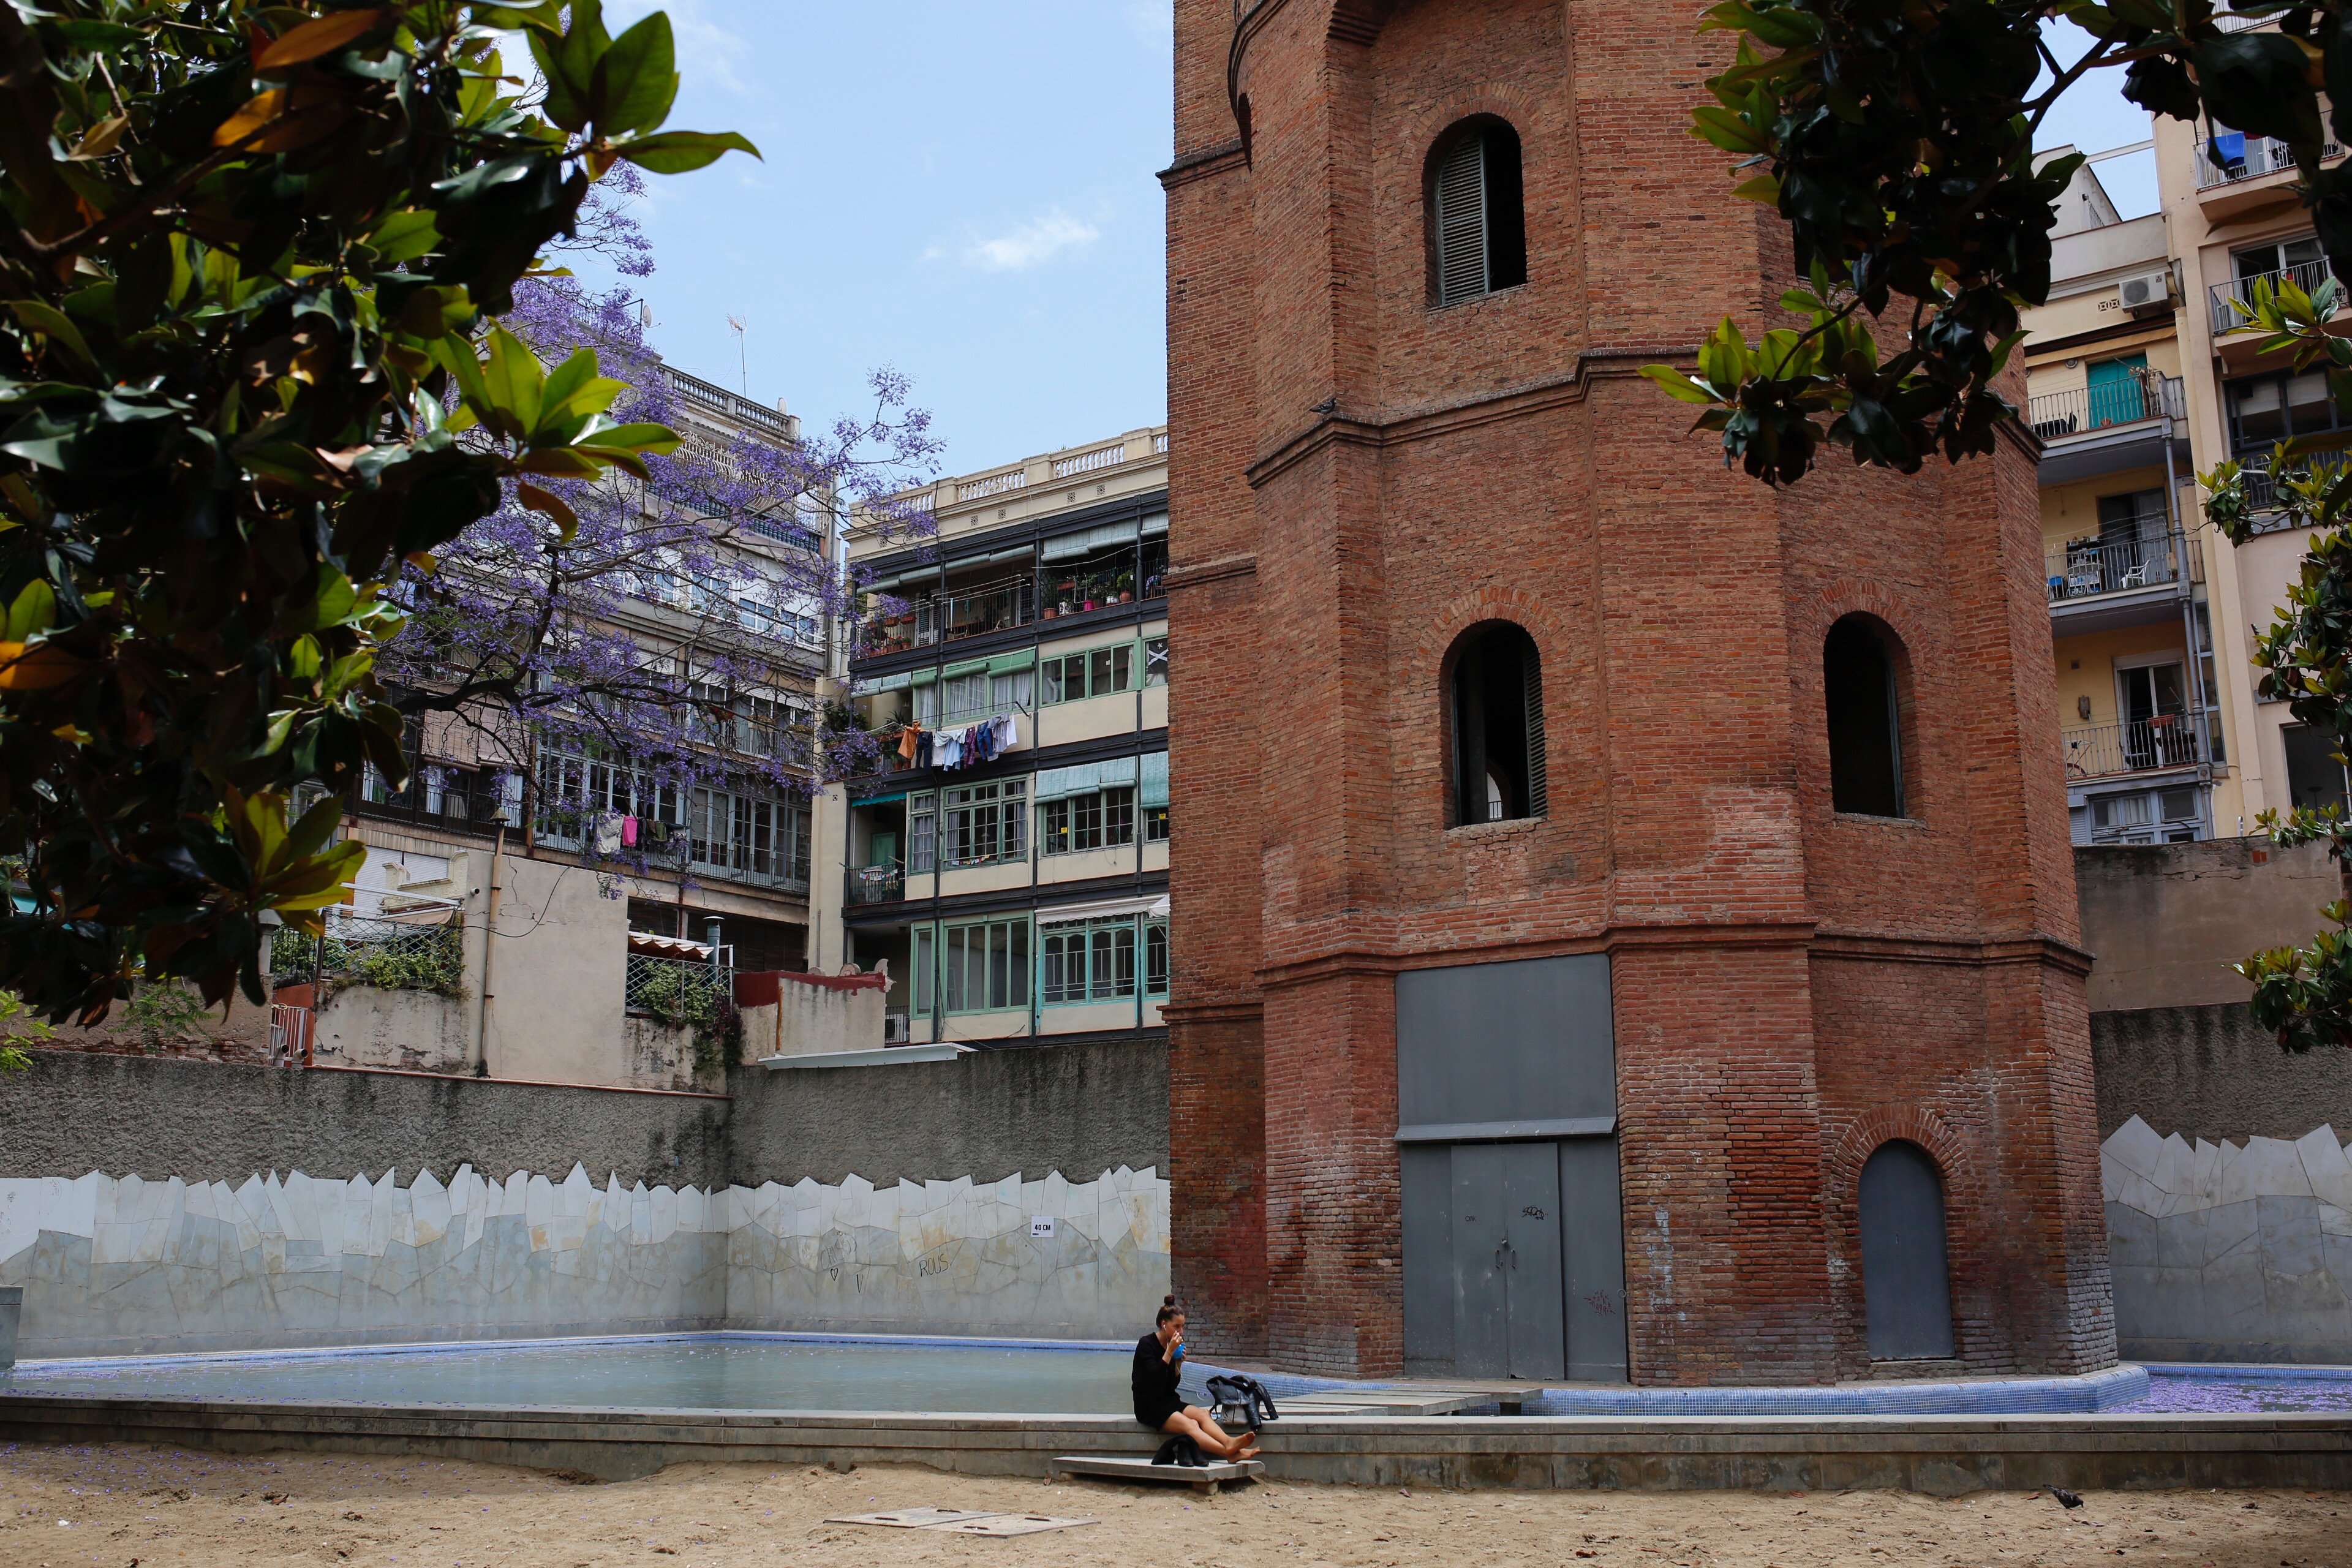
[[1204, 1373, 1280, 1428]]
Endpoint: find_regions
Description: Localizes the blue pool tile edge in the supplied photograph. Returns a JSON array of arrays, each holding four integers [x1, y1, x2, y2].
[[1519, 1364, 2154, 1415]]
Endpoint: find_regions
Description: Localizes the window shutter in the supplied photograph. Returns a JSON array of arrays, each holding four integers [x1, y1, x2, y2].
[[1434, 130, 1488, 306], [1521, 639, 1548, 817]]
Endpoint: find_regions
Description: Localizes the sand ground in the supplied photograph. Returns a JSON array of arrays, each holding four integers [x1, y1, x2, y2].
[[0, 1443, 2343, 1567]]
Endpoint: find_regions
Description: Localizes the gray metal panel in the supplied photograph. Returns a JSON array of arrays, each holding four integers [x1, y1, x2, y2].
[[1560, 1135, 1630, 1383], [1449, 1145, 1511, 1378], [1395, 954, 1616, 1128], [1400, 1144, 1453, 1370], [1395, 1115, 1616, 1143], [1502, 1142, 1566, 1381], [1860, 1141, 1957, 1360]]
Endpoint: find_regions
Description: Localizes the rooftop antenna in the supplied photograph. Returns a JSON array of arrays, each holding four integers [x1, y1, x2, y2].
[[726, 314, 748, 395]]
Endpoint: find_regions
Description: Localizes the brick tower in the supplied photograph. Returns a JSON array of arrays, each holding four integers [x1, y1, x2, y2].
[[1158, 0, 2117, 1382]]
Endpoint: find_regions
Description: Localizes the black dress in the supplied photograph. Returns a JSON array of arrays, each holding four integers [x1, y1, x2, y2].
[[1131, 1333, 1185, 1430]]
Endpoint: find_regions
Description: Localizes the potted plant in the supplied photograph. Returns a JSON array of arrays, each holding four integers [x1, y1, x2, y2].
[[1116, 570, 1135, 604]]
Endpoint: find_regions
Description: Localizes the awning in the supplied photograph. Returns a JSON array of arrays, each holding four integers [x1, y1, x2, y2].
[[987, 650, 1036, 675], [628, 931, 715, 960], [1140, 750, 1169, 809], [857, 671, 912, 693], [1035, 756, 1139, 800], [1140, 511, 1169, 538], [1040, 519, 1140, 562], [857, 792, 908, 807], [909, 666, 939, 687], [943, 657, 992, 680], [1036, 892, 1170, 927]]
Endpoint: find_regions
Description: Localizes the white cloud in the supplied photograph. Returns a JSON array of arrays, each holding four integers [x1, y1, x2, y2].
[[959, 209, 1103, 273]]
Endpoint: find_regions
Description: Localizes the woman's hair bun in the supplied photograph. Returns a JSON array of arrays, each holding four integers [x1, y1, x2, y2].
[[1163, 1294, 1177, 1307]]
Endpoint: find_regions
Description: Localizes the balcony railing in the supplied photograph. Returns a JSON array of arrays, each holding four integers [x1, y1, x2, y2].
[[2026, 374, 2183, 441], [1052, 442, 1130, 479], [2199, 133, 2342, 190], [2061, 712, 2209, 780], [2045, 527, 2181, 603], [2211, 260, 2336, 333], [845, 864, 905, 906], [957, 467, 1027, 502], [862, 575, 1036, 656]]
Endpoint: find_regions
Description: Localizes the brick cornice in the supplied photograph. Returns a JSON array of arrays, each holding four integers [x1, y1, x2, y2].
[[1809, 928, 2095, 976], [1242, 348, 1695, 491], [1158, 139, 1248, 190], [1159, 998, 1266, 1026], [1163, 553, 1257, 594]]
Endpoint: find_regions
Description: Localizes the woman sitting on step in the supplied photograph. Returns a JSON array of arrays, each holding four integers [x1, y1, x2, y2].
[[1133, 1296, 1259, 1462]]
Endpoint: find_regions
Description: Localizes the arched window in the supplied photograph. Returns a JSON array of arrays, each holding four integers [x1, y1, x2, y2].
[[1858, 1140, 1956, 1360], [1823, 614, 1905, 817], [1427, 118, 1526, 307], [1449, 623, 1546, 826]]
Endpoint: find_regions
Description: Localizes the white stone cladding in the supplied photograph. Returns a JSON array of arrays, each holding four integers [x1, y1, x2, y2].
[[2101, 1116, 2352, 1363], [0, 1164, 1168, 1358]]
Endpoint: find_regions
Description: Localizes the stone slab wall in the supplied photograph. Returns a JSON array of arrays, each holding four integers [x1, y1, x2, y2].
[[0, 1163, 1167, 1358], [2101, 1116, 2352, 1364]]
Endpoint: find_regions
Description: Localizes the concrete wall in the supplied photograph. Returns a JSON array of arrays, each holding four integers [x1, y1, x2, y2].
[[315, 984, 473, 1075], [2076, 839, 2342, 1010], [481, 855, 628, 1085], [2094, 1003, 2352, 1143], [0, 1041, 1170, 1355], [744, 972, 889, 1058]]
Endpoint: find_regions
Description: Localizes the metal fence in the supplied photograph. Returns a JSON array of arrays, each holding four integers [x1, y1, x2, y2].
[[2060, 713, 2209, 780], [2024, 374, 2182, 441], [2045, 529, 2181, 602], [2197, 134, 2340, 189], [274, 909, 467, 996], [2210, 259, 2334, 333], [845, 864, 905, 906], [624, 952, 735, 1025]]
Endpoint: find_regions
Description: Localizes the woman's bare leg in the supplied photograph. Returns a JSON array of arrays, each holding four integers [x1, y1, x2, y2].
[[1161, 1409, 1246, 1459]]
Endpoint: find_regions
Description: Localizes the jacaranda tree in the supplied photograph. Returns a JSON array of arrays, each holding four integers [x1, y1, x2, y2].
[[0, 0, 758, 1022], [1647, 0, 2352, 1052]]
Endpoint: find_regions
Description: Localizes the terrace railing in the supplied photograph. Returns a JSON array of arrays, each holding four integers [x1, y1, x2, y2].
[[2060, 712, 2209, 780], [845, 864, 906, 906], [624, 952, 735, 1025], [2045, 529, 2182, 603], [2210, 260, 2336, 333], [2198, 133, 2343, 189], [2025, 374, 2182, 441]]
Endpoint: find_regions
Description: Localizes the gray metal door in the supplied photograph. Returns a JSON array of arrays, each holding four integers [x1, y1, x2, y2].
[[1448, 1142, 1566, 1380]]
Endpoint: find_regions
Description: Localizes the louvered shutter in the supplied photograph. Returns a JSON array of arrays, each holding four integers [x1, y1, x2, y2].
[[1521, 638, 1548, 818], [1434, 130, 1488, 305]]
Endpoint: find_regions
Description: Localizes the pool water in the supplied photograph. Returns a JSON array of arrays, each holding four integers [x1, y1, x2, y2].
[[2120, 1366, 2352, 1415], [0, 1336, 1155, 1415]]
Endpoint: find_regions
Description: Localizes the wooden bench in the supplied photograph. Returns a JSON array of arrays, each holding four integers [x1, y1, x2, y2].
[[1050, 1455, 1265, 1494]]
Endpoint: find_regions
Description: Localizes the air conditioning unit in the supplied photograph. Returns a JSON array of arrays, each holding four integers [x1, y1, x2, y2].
[[884, 1012, 911, 1044], [2117, 268, 2176, 312]]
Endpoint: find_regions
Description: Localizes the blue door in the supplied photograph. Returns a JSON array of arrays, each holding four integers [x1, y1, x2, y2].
[[2087, 354, 2150, 429]]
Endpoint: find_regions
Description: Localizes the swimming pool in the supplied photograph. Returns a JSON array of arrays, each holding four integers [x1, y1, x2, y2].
[[0, 1334, 1163, 1414], [3, 1335, 2348, 1416]]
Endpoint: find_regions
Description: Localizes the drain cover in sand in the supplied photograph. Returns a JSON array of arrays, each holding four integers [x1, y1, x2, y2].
[[931, 1515, 1096, 1537], [826, 1508, 1001, 1528]]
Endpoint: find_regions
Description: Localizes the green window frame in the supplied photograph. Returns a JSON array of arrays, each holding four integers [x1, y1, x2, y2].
[[1041, 642, 1139, 704], [1041, 915, 1140, 1005], [941, 778, 1027, 867], [940, 916, 1030, 1013], [1038, 785, 1136, 856]]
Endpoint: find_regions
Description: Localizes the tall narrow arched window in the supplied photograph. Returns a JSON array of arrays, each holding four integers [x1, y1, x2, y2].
[[1823, 614, 1905, 817], [1858, 1140, 1956, 1360], [1427, 118, 1526, 307], [1449, 623, 1546, 826]]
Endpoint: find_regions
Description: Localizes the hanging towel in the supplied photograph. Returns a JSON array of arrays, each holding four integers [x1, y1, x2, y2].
[[621, 816, 639, 848], [994, 712, 1017, 753], [897, 725, 920, 764]]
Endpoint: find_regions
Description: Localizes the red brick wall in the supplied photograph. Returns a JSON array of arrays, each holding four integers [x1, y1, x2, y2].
[[1162, 0, 2114, 1381]]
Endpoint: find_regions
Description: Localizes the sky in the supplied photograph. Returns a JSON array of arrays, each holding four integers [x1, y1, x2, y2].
[[586, 1, 1175, 482], [583, 8, 2160, 480]]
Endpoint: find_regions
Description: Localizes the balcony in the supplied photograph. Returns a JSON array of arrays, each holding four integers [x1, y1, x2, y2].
[[2026, 375, 2183, 442], [845, 864, 905, 906], [2061, 711, 2210, 782], [2210, 259, 2335, 334], [2198, 134, 2343, 217], [2045, 530, 2182, 603], [862, 575, 1036, 657]]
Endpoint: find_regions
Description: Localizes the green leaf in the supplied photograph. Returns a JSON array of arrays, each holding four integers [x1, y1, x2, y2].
[[277, 791, 349, 874], [2193, 34, 2327, 151], [592, 11, 679, 138], [1641, 364, 1722, 405], [1691, 105, 1770, 156], [479, 326, 546, 434], [6, 301, 97, 375], [5, 579, 56, 642], [527, 28, 589, 132], [613, 129, 762, 174], [365, 209, 440, 265], [576, 420, 681, 456]]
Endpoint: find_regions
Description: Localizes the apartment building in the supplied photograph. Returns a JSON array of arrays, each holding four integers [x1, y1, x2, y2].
[[304, 358, 828, 1083], [2024, 82, 2352, 845], [804, 428, 1170, 1050]]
